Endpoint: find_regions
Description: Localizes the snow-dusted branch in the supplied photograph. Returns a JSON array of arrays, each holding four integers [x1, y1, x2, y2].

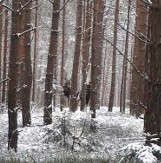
[[1, 4, 13, 12], [17, 0, 33, 13], [0, 78, 9, 84], [104, 37, 149, 82], [142, 0, 152, 6], [30, 2, 41, 10], [118, 22, 150, 44], [15, 27, 36, 38]]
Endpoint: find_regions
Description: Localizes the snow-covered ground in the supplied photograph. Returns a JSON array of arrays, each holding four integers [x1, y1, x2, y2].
[[0, 107, 148, 162]]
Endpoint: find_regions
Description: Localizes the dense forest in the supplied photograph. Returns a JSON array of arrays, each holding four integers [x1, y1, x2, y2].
[[0, 0, 161, 162]]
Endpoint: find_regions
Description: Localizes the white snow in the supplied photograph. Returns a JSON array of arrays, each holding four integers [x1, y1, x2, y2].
[[0, 106, 159, 162]]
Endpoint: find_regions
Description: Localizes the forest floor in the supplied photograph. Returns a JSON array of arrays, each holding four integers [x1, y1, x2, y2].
[[0, 106, 144, 163]]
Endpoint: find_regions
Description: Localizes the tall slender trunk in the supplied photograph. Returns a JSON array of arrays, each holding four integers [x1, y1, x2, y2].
[[8, 0, 25, 151], [130, 0, 147, 116], [80, 0, 92, 111], [60, 0, 66, 111], [144, 1, 161, 139], [108, 0, 120, 112], [44, 0, 61, 125], [32, 0, 39, 102], [2, 9, 8, 104], [70, 0, 83, 112], [120, 0, 131, 113], [0, 7, 3, 102], [90, 0, 104, 118], [21, 0, 32, 127]]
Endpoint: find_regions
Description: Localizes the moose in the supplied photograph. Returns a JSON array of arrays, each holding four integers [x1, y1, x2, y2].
[[62, 81, 91, 106]]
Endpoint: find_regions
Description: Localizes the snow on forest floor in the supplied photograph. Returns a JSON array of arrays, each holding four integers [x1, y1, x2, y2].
[[0, 107, 145, 162]]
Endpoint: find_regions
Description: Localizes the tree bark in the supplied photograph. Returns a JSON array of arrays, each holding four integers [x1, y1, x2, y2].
[[0, 6, 3, 102], [130, 0, 148, 117], [8, 0, 25, 151], [44, 0, 60, 125], [2, 9, 8, 104], [90, 0, 104, 118], [60, 0, 66, 111], [32, 0, 39, 102], [70, 0, 83, 112], [144, 1, 161, 137], [108, 0, 120, 112], [21, 0, 32, 127], [120, 0, 131, 113], [80, 0, 92, 111]]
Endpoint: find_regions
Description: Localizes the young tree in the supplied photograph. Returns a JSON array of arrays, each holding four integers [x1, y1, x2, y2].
[[144, 1, 161, 136], [80, 0, 92, 111], [130, 0, 147, 116], [90, 0, 104, 118], [108, 0, 120, 112], [70, 0, 83, 112], [44, 0, 61, 125], [120, 0, 131, 113]]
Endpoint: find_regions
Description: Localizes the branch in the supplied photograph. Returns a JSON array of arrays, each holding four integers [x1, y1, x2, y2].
[[17, 0, 33, 13], [0, 78, 9, 84], [104, 37, 149, 81], [1, 4, 14, 12], [15, 27, 36, 38], [47, 0, 70, 12], [30, 2, 41, 10], [118, 22, 150, 44], [142, 0, 152, 6]]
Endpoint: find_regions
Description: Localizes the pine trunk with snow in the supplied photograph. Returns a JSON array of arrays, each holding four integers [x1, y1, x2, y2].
[[44, 0, 60, 125], [90, 0, 104, 118], [130, 0, 148, 117], [144, 1, 161, 139], [70, 0, 83, 112], [108, 0, 120, 112]]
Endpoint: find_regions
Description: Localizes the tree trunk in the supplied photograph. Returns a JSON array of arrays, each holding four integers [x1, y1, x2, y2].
[[80, 0, 92, 111], [90, 0, 104, 118], [8, 0, 25, 151], [21, 0, 32, 127], [70, 0, 83, 112], [108, 0, 120, 112], [44, 0, 60, 125], [144, 1, 161, 137], [32, 0, 39, 102], [120, 0, 131, 113], [130, 0, 147, 117], [60, 0, 66, 111], [2, 9, 8, 104], [0, 6, 3, 102]]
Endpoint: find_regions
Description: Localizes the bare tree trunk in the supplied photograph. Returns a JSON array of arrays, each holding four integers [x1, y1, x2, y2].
[[120, 0, 131, 113], [144, 1, 161, 139], [8, 0, 25, 151], [60, 0, 66, 111], [21, 0, 32, 127], [2, 9, 8, 104], [70, 0, 83, 112], [90, 0, 104, 118], [0, 6, 3, 102], [130, 0, 147, 116], [80, 0, 92, 111], [32, 0, 39, 102], [44, 0, 60, 125], [108, 0, 120, 112]]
